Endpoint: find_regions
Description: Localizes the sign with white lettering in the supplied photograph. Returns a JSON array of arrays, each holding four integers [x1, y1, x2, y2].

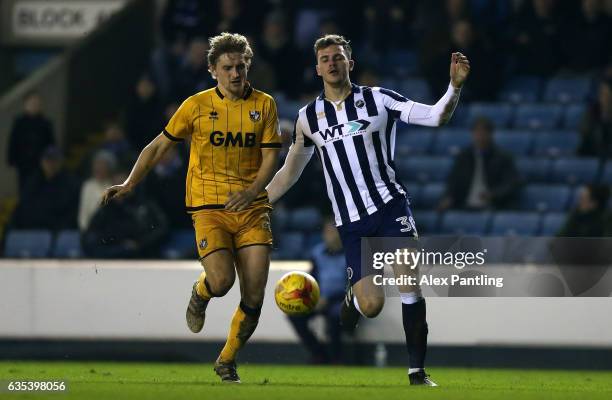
[[11, 0, 125, 39]]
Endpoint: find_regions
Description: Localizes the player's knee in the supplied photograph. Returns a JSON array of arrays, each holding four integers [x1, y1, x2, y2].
[[358, 297, 384, 318], [208, 273, 235, 297], [241, 292, 264, 310]]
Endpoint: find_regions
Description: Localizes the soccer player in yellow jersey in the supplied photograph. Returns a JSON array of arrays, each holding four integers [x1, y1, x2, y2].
[[102, 33, 281, 383]]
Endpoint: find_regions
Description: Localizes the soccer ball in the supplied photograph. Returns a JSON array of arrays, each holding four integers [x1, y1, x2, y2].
[[274, 271, 320, 315]]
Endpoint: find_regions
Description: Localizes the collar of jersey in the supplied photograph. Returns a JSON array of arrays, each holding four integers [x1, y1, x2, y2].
[[318, 83, 361, 101], [215, 84, 253, 102]]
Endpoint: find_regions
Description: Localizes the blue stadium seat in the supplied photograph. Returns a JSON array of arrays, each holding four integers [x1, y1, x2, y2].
[[514, 104, 563, 130], [419, 183, 445, 208], [563, 104, 586, 130], [516, 157, 552, 182], [4, 230, 52, 258], [162, 230, 196, 259], [532, 131, 580, 157], [519, 184, 572, 212], [447, 104, 469, 128], [489, 212, 541, 236], [495, 131, 533, 156], [53, 230, 82, 258], [405, 182, 422, 207], [384, 51, 418, 78], [288, 207, 322, 231], [551, 157, 600, 184], [540, 213, 567, 235], [544, 77, 592, 104], [395, 128, 434, 155], [397, 156, 453, 183], [499, 76, 543, 103], [440, 211, 491, 235], [305, 232, 323, 249], [277, 100, 301, 120], [413, 210, 440, 234], [468, 103, 514, 128], [432, 129, 471, 155], [600, 162, 612, 184], [276, 231, 305, 259], [398, 78, 432, 103]]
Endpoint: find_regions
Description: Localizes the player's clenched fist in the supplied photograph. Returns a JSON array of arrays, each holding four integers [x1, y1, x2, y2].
[[450, 52, 470, 89], [101, 183, 132, 205]]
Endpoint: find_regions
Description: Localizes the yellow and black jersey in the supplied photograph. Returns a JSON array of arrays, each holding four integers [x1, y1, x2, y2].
[[163, 85, 281, 212]]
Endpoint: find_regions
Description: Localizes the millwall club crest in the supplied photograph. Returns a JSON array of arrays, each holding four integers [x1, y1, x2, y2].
[[355, 99, 365, 108], [198, 239, 207, 250], [249, 110, 261, 122]]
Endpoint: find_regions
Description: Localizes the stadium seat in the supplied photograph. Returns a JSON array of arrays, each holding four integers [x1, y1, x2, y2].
[[405, 182, 422, 207], [440, 211, 491, 235], [162, 230, 196, 259], [413, 210, 440, 234], [384, 50, 419, 78], [551, 157, 600, 184], [544, 77, 592, 104], [53, 230, 82, 258], [514, 104, 563, 130], [495, 131, 533, 156], [540, 213, 567, 235], [600, 162, 612, 184], [563, 104, 586, 130], [468, 103, 514, 128], [498, 76, 543, 103], [398, 78, 432, 103], [432, 129, 471, 155], [419, 183, 445, 208], [305, 232, 323, 249], [532, 131, 580, 157], [288, 207, 322, 231], [276, 231, 305, 259], [395, 128, 434, 155], [519, 184, 572, 212], [398, 156, 453, 183], [489, 212, 541, 236], [4, 230, 52, 258], [277, 100, 301, 120], [516, 157, 552, 182]]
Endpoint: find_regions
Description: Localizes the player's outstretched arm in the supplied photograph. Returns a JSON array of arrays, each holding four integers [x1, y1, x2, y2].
[[406, 52, 470, 127], [225, 147, 281, 212], [266, 142, 314, 204], [102, 133, 176, 204]]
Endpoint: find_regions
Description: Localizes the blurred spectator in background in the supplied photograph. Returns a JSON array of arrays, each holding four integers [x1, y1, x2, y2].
[[78, 150, 116, 231], [258, 12, 304, 99], [160, 0, 206, 43], [144, 145, 190, 229], [10, 146, 79, 231], [7, 91, 55, 194], [558, 184, 610, 237], [562, 0, 612, 73], [82, 171, 168, 259], [213, 0, 256, 37], [440, 117, 520, 210], [288, 217, 347, 364], [174, 38, 214, 101], [150, 36, 187, 104], [425, 20, 498, 101], [578, 78, 612, 159], [125, 75, 164, 150], [510, 0, 562, 76]]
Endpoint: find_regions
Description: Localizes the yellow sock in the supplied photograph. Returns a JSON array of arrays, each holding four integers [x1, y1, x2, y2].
[[195, 271, 212, 301], [219, 303, 260, 363]]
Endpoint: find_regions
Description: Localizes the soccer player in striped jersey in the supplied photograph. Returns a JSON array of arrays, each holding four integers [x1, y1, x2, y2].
[[266, 35, 470, 386], [102, 33, 282, 383]]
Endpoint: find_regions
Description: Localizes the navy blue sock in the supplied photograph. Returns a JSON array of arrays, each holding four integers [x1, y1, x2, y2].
[[401, 298, 428, 369]]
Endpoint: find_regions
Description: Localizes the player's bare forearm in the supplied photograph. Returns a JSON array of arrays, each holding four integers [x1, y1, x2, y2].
[[225, 148, 280, 211], [102, 133, 175, 204]]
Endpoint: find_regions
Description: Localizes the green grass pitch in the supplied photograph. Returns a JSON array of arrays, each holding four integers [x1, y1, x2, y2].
[[1, 361, 612, 400]]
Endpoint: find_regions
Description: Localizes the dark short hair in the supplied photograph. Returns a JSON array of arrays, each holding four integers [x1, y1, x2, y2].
[[471, 116, 494, 133], [313, 34, 352, 60], [207, 32, 253, 67], [586, 184, 610, 209]]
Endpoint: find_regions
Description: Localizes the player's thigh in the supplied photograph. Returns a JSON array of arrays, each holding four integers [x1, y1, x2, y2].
[[200, 249, 236, 292], [235, 245, 271, 307]]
